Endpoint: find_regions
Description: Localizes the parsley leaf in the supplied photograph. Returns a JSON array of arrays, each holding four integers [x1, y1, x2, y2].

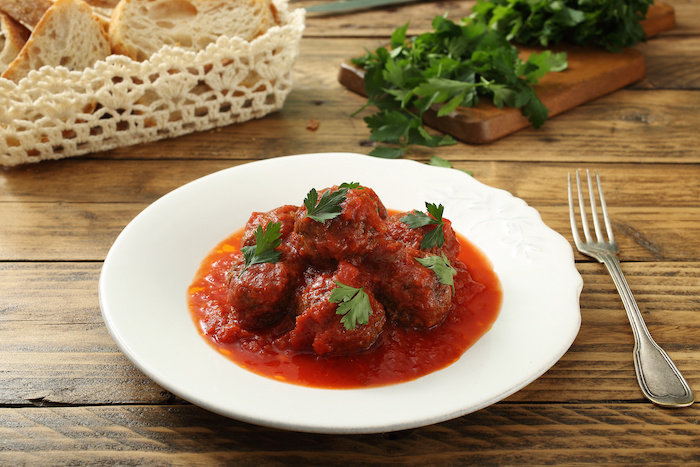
[[304, 186, 350, 223], [429, 156, 474, 176], [329, 281, 373, 330], [239, 222, 282, 277], [415, 253, 457, 294], [370, 146, 405, 159], [352, 15, 565, 158], [400, 202, 446, 249], [429, 155, 452, 168], [471, 0, 653, 52]]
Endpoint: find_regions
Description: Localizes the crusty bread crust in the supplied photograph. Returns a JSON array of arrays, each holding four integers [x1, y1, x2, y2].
[[84, 0, 119, 7], [1, 0, 110, 83], [109, 0, 279, 61], [0, 10, 30, 73], [0, 0, 54, 30]]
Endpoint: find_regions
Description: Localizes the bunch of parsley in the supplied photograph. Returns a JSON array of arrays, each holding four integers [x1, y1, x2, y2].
[[352, 15, 567, 158], [471, 0, 654, 52]]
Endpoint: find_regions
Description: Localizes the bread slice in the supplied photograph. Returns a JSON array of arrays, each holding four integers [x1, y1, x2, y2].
[[84, 0, 119, 7], [84, 0, 120, 22], [0, 0, 119, 30], [1, 0, 110, 83], [0, 10, 30, 73], [109, 0, 279, 61], [0, 0, 54, 30]]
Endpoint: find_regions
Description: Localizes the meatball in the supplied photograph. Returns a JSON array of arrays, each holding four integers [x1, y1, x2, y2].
[[368, 244, 453, 329], [358, 186, 389, 219], [226, 205, 304, 329], [290, 262, 386, 356], [295, 186, 387, 266], [226, 252, 301, 330], [385, 210, 460, 261], [240, 205, 299, 248]]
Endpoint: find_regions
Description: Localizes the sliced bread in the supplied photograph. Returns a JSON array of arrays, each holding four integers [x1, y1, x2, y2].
[[84, 0, 119, 7], [0, 0, 54, 30], [0, 0, 119, 30], [1, 0, 110, 83], [0, 10, 30, 73], [109, 0, 279, 61], [84, 0, 120, 22]]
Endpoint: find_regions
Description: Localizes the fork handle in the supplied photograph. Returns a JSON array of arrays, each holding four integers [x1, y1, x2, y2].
[[599, 252, 694, 407]]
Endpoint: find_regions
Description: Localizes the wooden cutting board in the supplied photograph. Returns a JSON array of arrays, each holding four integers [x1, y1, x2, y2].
[[338, 3, 676, 144]]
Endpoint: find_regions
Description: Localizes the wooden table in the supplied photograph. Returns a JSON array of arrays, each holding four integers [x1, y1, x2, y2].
[[1, 0, 699, 464]]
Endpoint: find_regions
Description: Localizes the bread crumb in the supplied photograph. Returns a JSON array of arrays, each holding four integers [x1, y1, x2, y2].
[[306, 119, 320, 131]]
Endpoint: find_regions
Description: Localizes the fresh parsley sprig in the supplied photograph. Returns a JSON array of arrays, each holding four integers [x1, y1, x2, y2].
[[400, 202, 446, 250], [471, 0, 653, 52], [329, 281, 373, 330], [352, 15, 567, 158], [429, 156, 473, 176], [303, 183, 360, 223], [239, 222, 282, 277], [415, 253, 457, 294]]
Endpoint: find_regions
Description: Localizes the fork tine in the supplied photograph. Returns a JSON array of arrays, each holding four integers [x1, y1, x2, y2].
[[586, 169, 605, 241], [595, 170, 616, 244], [575, 170, 593, 243], [567, 172, 583, 246]]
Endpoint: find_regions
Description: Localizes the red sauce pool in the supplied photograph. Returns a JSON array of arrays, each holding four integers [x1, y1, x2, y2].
[[188, 227, 502, 389]]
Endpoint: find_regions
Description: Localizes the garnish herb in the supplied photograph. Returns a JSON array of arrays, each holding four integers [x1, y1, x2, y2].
[[352, 15, 567, 158], [400, 202, 446, 249], [429, 156, 473, 176], [429, 155, 452, 168], [303, 183, 360, 223], [329, 281, 373, 330], [304, 188, 343, 222], [239, 222, 282, 277], [470, 0, 653, 52], [415, 253, 457, 294]]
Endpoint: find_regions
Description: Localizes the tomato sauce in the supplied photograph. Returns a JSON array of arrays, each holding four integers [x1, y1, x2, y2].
[[188, 222, 502, 389]]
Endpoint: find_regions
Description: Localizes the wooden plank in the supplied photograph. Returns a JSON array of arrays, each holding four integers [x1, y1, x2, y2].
[[0, 351, 174, 406], [666, 0, 700, 36], [0, 158, 241, 203], [534, 206, 700, 262], [2, 161, 699, 207], [429, 89, 700, 163], [0, 202, 144, 261], [634, 35, 700, 89], [0, 181, 698, 262], [0, 263, 170, 405], [0, 404, 698, 464], [0, 262, 697, 405]]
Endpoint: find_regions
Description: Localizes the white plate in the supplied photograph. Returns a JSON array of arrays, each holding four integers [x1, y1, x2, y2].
[[99, 152, 582, 434]]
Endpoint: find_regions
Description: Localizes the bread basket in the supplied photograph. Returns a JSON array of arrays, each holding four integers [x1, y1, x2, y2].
[[0, 0, 305, 167]]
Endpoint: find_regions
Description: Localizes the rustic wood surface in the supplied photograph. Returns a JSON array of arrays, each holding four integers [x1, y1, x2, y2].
[[1, 0, 699, 464]]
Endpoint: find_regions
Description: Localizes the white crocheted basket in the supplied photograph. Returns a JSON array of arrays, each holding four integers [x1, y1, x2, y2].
[[0, 1, 305, 167]]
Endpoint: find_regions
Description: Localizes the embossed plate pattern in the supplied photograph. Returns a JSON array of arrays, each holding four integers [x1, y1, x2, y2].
[[99, 152, 582, 434]]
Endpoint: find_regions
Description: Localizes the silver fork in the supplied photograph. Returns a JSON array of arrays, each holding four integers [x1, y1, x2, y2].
[[568, 169, 694, 407]]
